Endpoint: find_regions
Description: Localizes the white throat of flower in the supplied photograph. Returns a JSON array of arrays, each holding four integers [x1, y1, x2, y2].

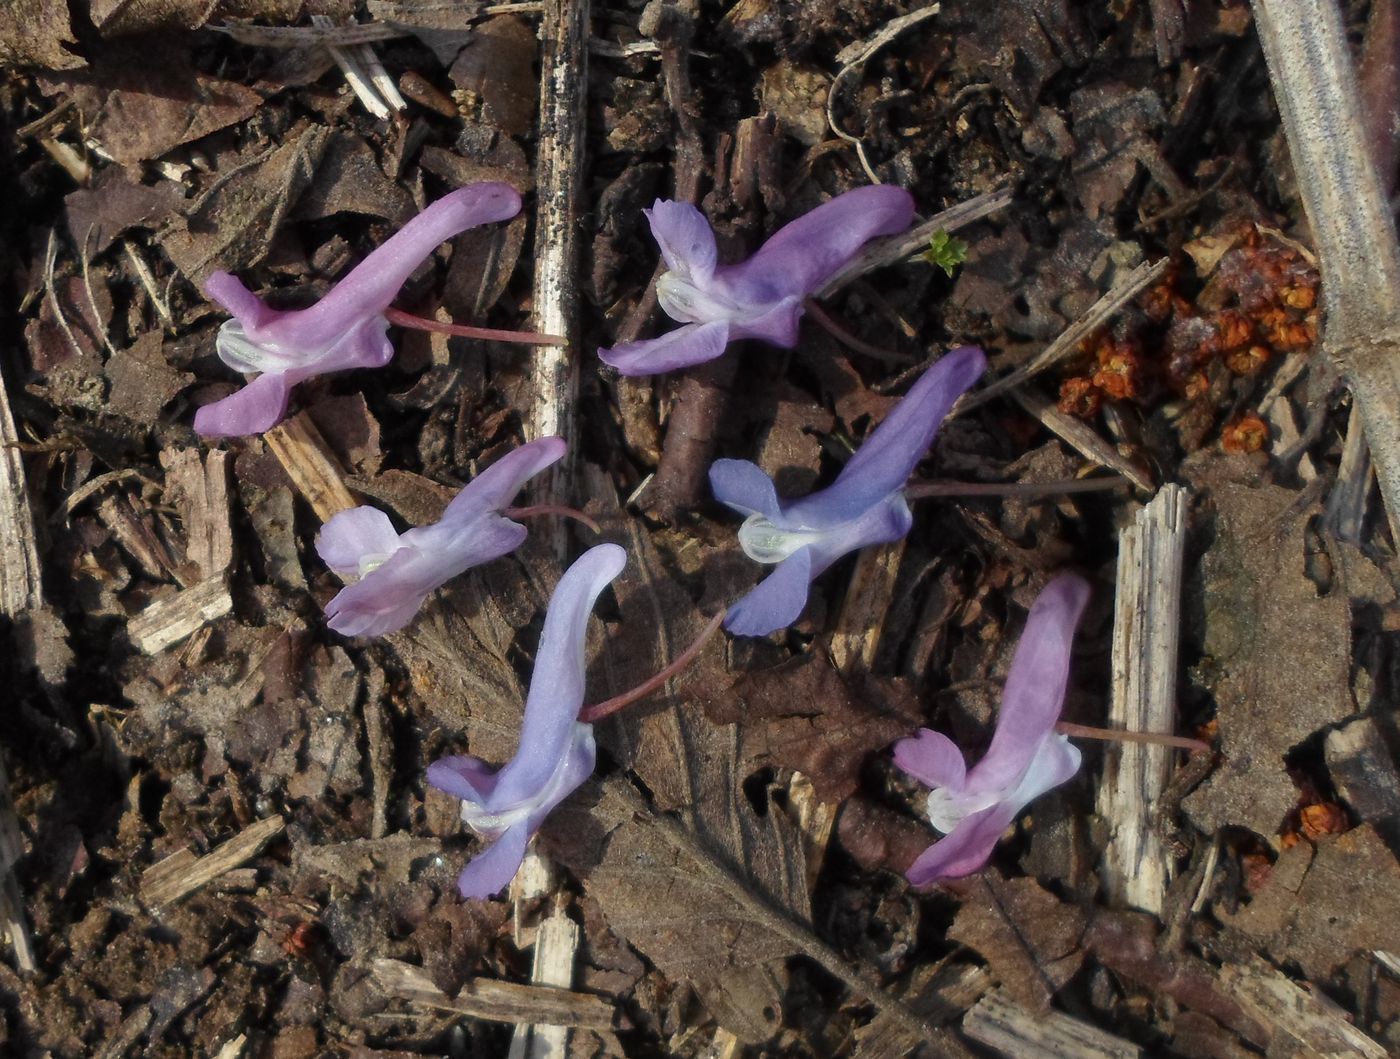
[[457, 723, 595, 838], [355, 551, 395, 578], [215, 319, 300, 374], [925, 785, 1004, 835], [737, 514, 828, 564], [656, 271, 741, 324]]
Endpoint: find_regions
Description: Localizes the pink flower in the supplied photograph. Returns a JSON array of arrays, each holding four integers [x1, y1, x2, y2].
[[893, 574, 1090, 885]]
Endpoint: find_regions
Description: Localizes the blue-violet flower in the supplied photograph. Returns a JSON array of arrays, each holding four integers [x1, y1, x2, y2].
[[893, 574, 1090, 885], [316, 436, 564, 636], [597, 185, 915, 375], [427, 543, 627, 899], [195, 182, 522, 436], [709, 345, 986, 636]]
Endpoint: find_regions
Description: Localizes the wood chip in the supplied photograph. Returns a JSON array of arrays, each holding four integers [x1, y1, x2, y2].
[[265, 412, 358, 521], [0, 753, 34, 972], [1097, 485, 1189, 915], [98, 492, 183, 583], [828, 539, 906, 676], [371, 958, 615, 1029], [510, 901, 581, 1057], [0, 368, 41, 617], [127, 576, 233, 655], [962, 991, 1142, 1058], [140, 815, 286, 908], [1220, 961, 1388, 1059], [160, 447, 233, 579]]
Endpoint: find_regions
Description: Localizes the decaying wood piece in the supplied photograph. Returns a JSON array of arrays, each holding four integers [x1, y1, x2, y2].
[[160, 448, 233, 579], [1326, 401, 1373, 541], [127, 577, 233, 655], [1012, 390, 1154, 491], [853, 961, 991, 1057], [265, 412, 358, 521], [509, 898, 580, 1059], [1097, 485, 1188, 915], [962, 991, 1142, 1059], [371, 958, 615, 1029], [528, 0, 589, 555], [0, 369, 41, 617], [1220, 961, 1389, 1058], [98, 493, 183, 583], [1251, 0, 1400, 541], [140, 815, 285, 908], [0, 753, 35, 972], [829, 539, 906, 676]]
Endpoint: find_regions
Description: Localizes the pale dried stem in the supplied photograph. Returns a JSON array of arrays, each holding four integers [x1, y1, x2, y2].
[[1251, 0, 1400, 542], [528, 0, 589, 557]]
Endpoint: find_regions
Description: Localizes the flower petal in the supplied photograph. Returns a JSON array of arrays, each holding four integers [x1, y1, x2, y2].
[[316, 506, 404, 576], [305, 183, 522, 329], [323, 548, 437, 637], [904, 800, 1021, 886], [454, 822, 532, 900], [724, 185, 915, 302], [193, 371, 296, 437], [723, 546, 814, 637], [598, 320, 731, 375], [966, 574, 1091, 797], [490, 544, 626, 805], [893, 729, 968, 791], [728, 295, 805, 348], [427, 754, 500, 804], [799, 346, 986, 523], [646, 200, 717, 285], [440, 436, 567, 524], [204, 271, 275, 331], [709, 459, 782, 520]]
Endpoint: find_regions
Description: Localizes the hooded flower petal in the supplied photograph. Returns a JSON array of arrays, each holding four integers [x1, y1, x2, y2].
[[427, 543, 627, 899], [196, 182, 523, 436], [712, 349, 985, 636], [721, 547, 813, 638], [600, 186, 916, 377], [315, 437, 564, 636], [892, 574, 1090, 885]]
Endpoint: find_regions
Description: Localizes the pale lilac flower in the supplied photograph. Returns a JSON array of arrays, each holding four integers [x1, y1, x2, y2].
[[426, 543, 626, 899], [710, 345, 986, 637], [194, 182, 522, 436], [893, 574, 1090, 886], [598, 185, 915, 375], [316, 436, 564, 636]]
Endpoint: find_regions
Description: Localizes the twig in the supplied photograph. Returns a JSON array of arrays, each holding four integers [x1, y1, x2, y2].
[[1011, 390, 1154, 491], [508, 900, 581, 1058], [1251, 0, 1400, 542], [0, 753, 35, 972], [140, 815, 285, 907], [311, 14, 394, 118], [0, 357, 42, 617], [528, 0, 589, 556], [1325, 400, 1373, 542], [963, 991, 1142, 1058], [372, 958, 614, 1029], [1095, 485, 1190, 915], [123, 241, 174, 328]]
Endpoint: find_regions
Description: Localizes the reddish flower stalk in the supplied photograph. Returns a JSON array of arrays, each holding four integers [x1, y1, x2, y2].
[[1055, 721, 1210, 755], [502, 503, 601, 535], [578, 609, 727, 723], [385, 306, 566, 346]]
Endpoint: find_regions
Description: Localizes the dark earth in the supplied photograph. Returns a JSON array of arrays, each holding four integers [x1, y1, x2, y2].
[[1, 0, 1398, 1055]]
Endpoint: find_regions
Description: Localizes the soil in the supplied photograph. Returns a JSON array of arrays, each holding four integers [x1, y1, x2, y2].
[[1, 1, 1398, 1056]]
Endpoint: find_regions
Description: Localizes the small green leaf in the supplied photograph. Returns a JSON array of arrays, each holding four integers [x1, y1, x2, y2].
[[919, 229, 969, 277]]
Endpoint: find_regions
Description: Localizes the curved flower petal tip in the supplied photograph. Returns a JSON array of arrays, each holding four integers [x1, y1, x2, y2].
[[598, 320, 730, 376], [894, 575, 1090, 887], [191, 371, 295, 437], [604, 185, 917, 376], [721, 547, 812, 637], [428, 544, 625, 900], [195, 182, 521, 437], [317, 439, 563, 637]]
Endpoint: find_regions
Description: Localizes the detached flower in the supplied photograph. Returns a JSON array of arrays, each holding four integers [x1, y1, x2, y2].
[[710, 345, 986, 636], [194, 182, 522, 436], [427, 543, 627, 899], [598, 185, 915, 375], [316, 436, 564, 636], [893, 574, 1090, 886]]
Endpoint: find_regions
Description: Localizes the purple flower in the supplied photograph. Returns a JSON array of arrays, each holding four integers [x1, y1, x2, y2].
[[426, 543, 626, 899], [194, 182, 522, 437], [709, 345, 986, 637], [893, 574, 1090, 886], [598, 185, 915, 376], [315, 436, 564, 636]]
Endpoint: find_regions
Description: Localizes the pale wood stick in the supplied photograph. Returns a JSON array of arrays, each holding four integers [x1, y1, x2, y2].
[[0, 365, 41, 617], [140, 815, 285, 908], [265, 413, 358, 522], [371, 958, 614, 1029], [0, 753, 35, 972], [1096, 485, 1189, 915], [1221, 960, 1388, 1058], [127, 576, 234, 655], [963, 991, 1143, 1059], [1251, 0, 1400, 542], [528, 0, 589, 558]]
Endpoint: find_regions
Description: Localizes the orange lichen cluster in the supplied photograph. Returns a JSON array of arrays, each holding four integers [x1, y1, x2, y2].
[[1057, 224, 1319, 420], [1220, 413, 1270, 455]]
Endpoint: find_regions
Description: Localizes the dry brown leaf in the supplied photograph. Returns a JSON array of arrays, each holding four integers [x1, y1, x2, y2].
[[0, 0, 82, 69], [949, 875, 1086, 1011], [1182, 463, 1353, 837], [1221, 824, 1400, 978], [702, 650, 922, 803]]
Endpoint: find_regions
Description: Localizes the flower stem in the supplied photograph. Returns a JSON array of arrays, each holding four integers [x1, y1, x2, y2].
[[579, 609, 727, 724], [385, 306, 566, 347], [1056, 720, 1210, 755], [503, 504, 601, 535], [802, 298, 908, 364], [905, 476, 1131, 500]]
